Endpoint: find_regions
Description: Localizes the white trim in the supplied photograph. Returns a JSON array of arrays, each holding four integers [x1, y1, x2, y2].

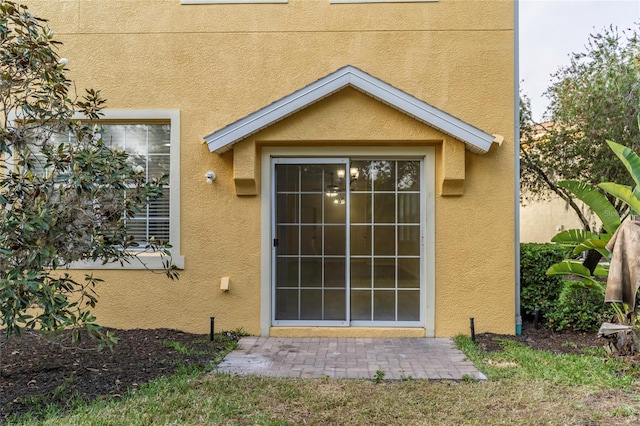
[[181, 0, 286, 3], [71, 110, 184, 270], [205, 65, 494, 155], [71, 253, 179, 271], [424, 147, 436, 337], [261, 154, 272, 335], [260, 146, 435, 336]]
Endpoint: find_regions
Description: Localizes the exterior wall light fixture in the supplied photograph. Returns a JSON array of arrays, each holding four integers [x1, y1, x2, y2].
[[205, 171, 216, 184]]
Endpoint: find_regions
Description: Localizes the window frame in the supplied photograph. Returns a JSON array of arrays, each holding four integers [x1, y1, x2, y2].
[[69, 110, 183, 270]]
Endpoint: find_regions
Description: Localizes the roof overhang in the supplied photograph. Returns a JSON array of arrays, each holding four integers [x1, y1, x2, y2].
[[204, 65, 497, 154]]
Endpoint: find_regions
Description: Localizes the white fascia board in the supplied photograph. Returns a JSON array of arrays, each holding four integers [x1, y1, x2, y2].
[[205, 65, 494, 154], [346, 70, 494, 153], [205, 70, 352, 153]]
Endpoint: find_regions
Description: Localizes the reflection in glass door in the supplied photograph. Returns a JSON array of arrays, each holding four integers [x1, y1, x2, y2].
[[273, 160, 349, 324], [349, 160, 422, 324], [272, 158, 422, 326]]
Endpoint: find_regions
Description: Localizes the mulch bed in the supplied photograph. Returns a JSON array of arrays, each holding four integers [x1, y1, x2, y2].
[[0, 328, 235, 423], [0, 322, 629, 423], [475, 321, 605, 355]]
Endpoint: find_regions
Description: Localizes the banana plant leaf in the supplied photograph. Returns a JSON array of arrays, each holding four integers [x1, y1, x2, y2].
[[546, 260, 601, 285], [593, 263, 609, 277], [558, 180, 620, 235], [571, 238, 611, 258], [599, 182, 640, 217], [607, 141, 640, 189], [551, 229, 602, 246]]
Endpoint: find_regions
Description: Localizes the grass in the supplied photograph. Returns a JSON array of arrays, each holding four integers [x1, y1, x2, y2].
[[9, 335, 640, 425], [162, 339, 210, 356], [454, 335, 639, 387]]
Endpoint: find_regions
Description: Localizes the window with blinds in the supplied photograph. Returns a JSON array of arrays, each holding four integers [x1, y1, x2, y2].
[[27, 122, 172, 247], [97, 123, 171, 246]]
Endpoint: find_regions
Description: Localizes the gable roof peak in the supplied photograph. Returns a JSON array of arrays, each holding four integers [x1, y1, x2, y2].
[[204, 65, 496, 154]]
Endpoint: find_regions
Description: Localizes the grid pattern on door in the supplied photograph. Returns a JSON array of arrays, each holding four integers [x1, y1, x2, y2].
[[274, 162, 348, 322], [349, 160, 421, 322], [272, 158, 422, 326]]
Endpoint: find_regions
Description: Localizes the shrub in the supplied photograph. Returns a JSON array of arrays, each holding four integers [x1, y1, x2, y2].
[[546, 280, 613, 332], [520, 243, 571, 318]]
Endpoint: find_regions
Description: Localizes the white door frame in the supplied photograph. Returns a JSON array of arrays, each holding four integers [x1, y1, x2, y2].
[[260, 146, 436, 336]]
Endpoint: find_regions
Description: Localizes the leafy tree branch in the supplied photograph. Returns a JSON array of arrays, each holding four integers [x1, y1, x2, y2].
[[520, 25, 640, 230], [0, 1, 177, 347]]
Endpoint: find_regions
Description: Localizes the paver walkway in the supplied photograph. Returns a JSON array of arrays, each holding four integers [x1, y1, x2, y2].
[[216, 337, 486, 380]]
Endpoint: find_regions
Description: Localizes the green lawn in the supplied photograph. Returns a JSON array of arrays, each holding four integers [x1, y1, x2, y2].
[[11, 337, 640, 425]]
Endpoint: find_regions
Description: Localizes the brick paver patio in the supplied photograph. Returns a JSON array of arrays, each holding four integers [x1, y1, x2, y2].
[[216, 337, 486, 380]]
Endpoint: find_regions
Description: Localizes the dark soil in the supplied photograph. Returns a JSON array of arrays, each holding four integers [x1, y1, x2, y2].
[[0, 328, 239, 423], [0, 322, 623, 423], [475, 321, 605, 355]]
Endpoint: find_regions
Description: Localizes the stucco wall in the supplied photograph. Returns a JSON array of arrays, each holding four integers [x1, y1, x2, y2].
[[23, 0, 515, 336], [520, 197, 599, 243]]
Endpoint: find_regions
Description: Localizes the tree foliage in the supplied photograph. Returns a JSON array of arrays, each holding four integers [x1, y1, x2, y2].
[[0, 1, 177, 342], [519, 243, 570, 318], [546, 141, 640, 312], [521, 25, 640, 230]]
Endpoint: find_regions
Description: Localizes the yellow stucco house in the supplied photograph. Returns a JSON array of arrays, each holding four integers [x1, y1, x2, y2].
[[24, 0, 517, 337]]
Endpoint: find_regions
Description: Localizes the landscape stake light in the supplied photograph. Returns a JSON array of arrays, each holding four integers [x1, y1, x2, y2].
[[210, 316, 215, 341]]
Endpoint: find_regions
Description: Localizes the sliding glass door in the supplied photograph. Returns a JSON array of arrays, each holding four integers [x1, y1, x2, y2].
[[272, 158, 423, 326]]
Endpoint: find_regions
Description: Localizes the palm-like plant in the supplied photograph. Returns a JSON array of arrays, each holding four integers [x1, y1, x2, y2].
[[546, 140, 640, 286]]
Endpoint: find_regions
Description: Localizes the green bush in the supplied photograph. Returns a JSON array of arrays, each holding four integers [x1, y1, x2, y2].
[[520, 243, 571, 318], [547, 280, 612, 332]]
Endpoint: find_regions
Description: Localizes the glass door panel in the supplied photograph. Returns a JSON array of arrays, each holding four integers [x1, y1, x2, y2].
[[274, 158, 422, 326], [350, 290, 371, 320], [349, 160, 422, 324], [398, 291, 420, 321], [273, 160, 348, 323]]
